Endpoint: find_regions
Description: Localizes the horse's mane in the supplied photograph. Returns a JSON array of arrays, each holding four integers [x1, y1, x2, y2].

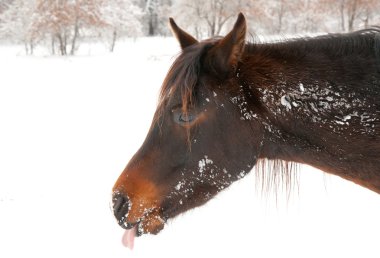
[[159, 28, 380, 114], [155, 28, 380, 197], [247, 28, 380, 59]]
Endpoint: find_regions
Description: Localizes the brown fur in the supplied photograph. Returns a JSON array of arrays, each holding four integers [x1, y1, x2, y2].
[[112, 13, 380, 237]]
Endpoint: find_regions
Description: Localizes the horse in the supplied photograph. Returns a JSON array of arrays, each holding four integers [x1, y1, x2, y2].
[[111, 13, 380, 248]]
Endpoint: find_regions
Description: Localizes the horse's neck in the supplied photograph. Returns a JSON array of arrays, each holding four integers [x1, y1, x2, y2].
[[241, 60, 380, 193]]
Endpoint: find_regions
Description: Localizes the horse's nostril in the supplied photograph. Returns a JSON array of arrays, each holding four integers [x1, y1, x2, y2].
[[113, 194, 124, 213], [112, 192, 130, 225]]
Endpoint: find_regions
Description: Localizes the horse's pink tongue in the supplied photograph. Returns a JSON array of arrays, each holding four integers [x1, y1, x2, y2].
[[122, 226, 136, 250]]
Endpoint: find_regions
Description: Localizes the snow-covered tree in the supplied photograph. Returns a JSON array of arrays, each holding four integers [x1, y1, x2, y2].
[[134, 0, 172, 36], [0, 0, 36, 53], [0, 0, 14, 17], [170, 0, 380, 37], [334, 0, 380, 31], [171, 0, 250, 38], [30, 0, 106, 55], [1, 0, 379, 55], [100, 0, 143, 51]]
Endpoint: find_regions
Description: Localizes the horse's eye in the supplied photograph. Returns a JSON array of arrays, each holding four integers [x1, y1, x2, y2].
[[179, 113, 195, 123], [173, 109, 196, 125]]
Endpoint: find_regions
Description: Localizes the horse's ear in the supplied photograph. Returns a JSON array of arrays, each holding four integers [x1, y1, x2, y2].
[[169, 18, 198, 50], [206, 13, 247, 77]]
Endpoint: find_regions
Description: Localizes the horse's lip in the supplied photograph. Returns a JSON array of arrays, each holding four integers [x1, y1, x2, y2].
[[136, 222, 144, 237], [119, 219, 137, 230], [120, 220, 145, 237], [117, 214, 141, 230], [119, 210, 167, 236], [129, 218, 165, 237]]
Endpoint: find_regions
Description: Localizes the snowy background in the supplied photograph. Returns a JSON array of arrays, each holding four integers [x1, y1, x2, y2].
[[1, 38, 380, 258]]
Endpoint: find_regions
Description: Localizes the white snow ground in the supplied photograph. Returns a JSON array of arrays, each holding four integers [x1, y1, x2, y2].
[[0, 38, 380, 258]]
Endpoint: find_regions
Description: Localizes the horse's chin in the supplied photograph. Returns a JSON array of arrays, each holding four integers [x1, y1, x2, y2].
[[137, 213, 166, 236]]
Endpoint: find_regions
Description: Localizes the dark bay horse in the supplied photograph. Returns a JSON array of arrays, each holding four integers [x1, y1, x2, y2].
[[112, 13, 380, 247]]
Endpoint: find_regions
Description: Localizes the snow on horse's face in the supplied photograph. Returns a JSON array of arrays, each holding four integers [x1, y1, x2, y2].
[[112, 14, 263, 244]]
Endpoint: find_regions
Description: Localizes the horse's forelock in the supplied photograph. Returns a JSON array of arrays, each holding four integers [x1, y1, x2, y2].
[[156, 42, 214, 123]]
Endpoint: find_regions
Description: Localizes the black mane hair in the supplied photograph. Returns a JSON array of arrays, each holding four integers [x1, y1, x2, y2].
[[247, 28, 380, 60]]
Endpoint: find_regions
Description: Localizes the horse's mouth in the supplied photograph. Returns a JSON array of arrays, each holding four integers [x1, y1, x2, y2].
[[117, 208, 167, 249], [120, 213, 166, 236]]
